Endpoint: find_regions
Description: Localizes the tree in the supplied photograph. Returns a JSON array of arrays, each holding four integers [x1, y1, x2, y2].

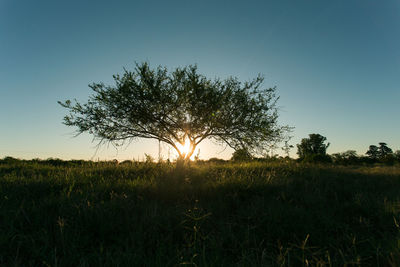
[[366, 143, 393, 162], [366, 145, 379, 160], [281, 136, 294, 158], [393, 150, 400, 161], [59, 62, 289, 161], [231, 148, 252, 161], [331, 150, 358, 165], [297, 133, 330, 159], [377, 142, 393, 159], [394, 150, 400, 162]]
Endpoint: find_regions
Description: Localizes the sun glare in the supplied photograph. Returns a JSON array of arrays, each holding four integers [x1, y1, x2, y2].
[[176, 137, 191, 156]]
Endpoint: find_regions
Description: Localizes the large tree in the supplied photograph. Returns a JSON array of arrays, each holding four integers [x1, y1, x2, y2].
[[59, 62, 288, 160]]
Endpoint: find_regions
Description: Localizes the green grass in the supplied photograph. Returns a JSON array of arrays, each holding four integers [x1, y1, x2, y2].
[[1, 160, 400, 266]]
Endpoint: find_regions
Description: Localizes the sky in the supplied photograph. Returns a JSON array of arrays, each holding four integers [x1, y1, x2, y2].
[[0, 0, 399, 161]]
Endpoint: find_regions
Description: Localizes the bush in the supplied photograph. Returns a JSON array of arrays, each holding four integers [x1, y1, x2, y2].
[[300, 154, 332, 163]]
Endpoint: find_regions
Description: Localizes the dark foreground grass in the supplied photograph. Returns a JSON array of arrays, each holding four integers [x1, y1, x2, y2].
[[1, 161, 400, 266]]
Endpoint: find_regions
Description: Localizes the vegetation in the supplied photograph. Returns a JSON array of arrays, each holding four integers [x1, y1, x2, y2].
[[58, 62, 289, 161], [364, 143, 396, 164], [297, 133, 331, 163], [1, 158, 400, 266], [231, 148, 252, 161], [295, 134, 399, 166]]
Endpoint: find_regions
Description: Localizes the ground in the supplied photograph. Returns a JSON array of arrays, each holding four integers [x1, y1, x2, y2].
[[1, 160, 400, 266]]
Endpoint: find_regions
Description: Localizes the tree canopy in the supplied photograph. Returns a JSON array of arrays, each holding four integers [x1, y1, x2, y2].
[[231, 148, 253, 161], [366, 142, 394, 162], [366, 145, 379, 160], [59, 62, 288, 160], [297, 133, 330, 161], [377, 142, 393, 159]]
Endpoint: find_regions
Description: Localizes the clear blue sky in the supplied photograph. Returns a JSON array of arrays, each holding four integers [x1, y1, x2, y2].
[[1, 0, 399, 160]]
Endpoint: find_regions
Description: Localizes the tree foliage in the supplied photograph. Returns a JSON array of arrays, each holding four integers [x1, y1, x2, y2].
[[366, 145, 379, 160], [231, 148, 252, 161], [395, 150, 400, 161], [297, 133, 330, 161], [366, 143, 393, 161], [59, 62, 288, 160], [365, 142, 395, 164], [377, 142, 393, 159], [331, 150, 359, 165]]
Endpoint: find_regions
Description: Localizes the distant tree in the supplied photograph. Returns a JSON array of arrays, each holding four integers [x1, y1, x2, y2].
[[342, 150, 358, 158], [332, 150, 358, 165], [366, 145, 379, 160], [208, 157, 226, 163], [120, 160, 134, 165], [0, 156, 19, 165], [281, 139, 294, 158], [395, 150, 400, 161], [231, 148, 252, 161], [377, 142, 393, 159], [144, 154, 155, 163], [297, 133, 330, 161], [59, 62, 289, 161], [365, 143, 395, 164]]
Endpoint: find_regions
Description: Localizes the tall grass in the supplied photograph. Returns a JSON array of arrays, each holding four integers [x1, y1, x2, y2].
[[1, 160, 400, 266]]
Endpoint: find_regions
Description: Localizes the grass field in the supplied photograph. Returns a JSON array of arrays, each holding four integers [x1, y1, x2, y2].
[[1, 160, 400, 266]]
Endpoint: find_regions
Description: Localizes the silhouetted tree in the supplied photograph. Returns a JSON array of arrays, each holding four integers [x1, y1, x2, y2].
[[366, 143, 393, 162], [332, 150, 359, 165], [395, 150, 400, 161], [281, 138, 294, 158], [0, 156, 19, 165], [366, 145, 379, 160], [59, 62, 289, 161], [297, 133, 330, 161], [342, 150, 358, 158], [391, 150, 400, 164], [208, 157, 226, 163], [231, 148, 252, 161], [377, 142, 393, 159]]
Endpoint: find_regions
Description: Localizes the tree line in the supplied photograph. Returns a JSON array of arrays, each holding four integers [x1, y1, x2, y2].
[[294, 133, 400, 165], [231, 133, 399, 165], [2, 135, 399, 165]]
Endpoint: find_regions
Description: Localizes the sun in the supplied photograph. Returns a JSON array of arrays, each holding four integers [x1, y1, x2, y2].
[[176, 137, 191, 156]]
